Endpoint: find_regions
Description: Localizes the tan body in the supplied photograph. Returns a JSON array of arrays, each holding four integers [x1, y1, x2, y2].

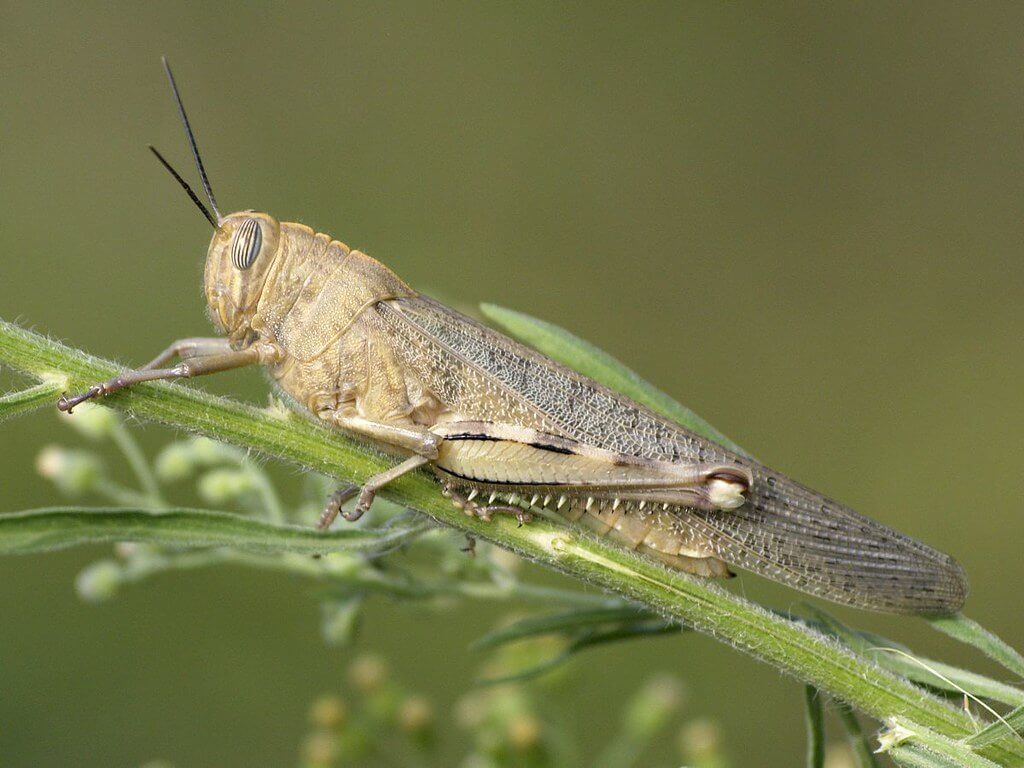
[[186, 213, 964, 613], [58, 60, 968, 615], [210, 218, 742, 578]]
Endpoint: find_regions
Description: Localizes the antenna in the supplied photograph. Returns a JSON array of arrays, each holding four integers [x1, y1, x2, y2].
[[148, 145, 218, 229], [161, 55, 222, 222]]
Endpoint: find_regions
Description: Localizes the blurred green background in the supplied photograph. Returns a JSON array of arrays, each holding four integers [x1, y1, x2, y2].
[[2, 2, 1022, 766]]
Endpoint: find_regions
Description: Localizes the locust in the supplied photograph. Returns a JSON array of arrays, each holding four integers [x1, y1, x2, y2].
[[58, 60, 968, 615]]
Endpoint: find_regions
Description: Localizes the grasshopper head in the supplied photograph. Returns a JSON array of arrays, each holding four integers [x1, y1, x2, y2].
[[149, 59, 284, 344], [204, 211, 281, 341]]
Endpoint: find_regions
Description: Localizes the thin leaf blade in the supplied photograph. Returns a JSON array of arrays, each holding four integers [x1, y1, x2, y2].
[[472, 606, 668, 651], [929, 614, 1024, 680], [0, 380, 64, 423], [0, 507, 427, 556]]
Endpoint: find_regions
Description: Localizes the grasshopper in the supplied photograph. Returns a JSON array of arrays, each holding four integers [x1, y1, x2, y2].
[[59, 60, 967, 615]]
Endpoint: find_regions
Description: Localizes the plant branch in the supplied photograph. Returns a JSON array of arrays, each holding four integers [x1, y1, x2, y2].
[[0, 379, 64, 423], [1, 318, 1020, 764]]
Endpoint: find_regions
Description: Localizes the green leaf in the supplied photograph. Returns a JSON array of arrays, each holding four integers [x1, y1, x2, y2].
[[882, 717, 1003, 768], [4, 318, 1024, 766], [805, 685, 826, 768], [965, 703, 1024, 750], [890, 744, 969, 768], [479, 303, 747, 456], [0, 379, 63, 423], [0, 507, 428, 556], [929, 614, 1024, 680], [804, 605, 1024, 707], [471, 606, 671, 651], [476, 621, 681, 687], [471, 607, 681, 685], [835, 705, 882, 768]]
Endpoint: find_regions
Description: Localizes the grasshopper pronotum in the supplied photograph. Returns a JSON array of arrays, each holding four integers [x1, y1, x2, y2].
[[59, 60, 967, 615]]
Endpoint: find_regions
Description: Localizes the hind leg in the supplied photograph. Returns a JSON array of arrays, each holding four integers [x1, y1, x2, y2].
[[443, 484, 533, 526]]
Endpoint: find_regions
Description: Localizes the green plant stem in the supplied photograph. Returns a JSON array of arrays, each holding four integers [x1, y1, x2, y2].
[[883, 718, 1003, 768], [108, 419, 166, 506], [835, 704, 882, 768], [804, 686, 826, 768], [967, 704, 1024, 750], [0, 379, 64, 423], [245, 464, 286, 523], [1, 319, 1021, 765], [889, 744, 964, 768], [95, 478, 157, 508]]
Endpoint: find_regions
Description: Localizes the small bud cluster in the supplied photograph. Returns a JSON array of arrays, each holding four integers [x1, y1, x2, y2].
[[300, 654, 435, 767]]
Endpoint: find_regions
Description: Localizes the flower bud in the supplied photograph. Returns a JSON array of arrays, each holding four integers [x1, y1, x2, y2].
[[197, 468, 254, 505], [154, 442, 197, 482], [309, 695, 348, 730], [678, 718, 724, 765], [76, 559, 123, 602], [35, 444, 66, 480], [36, 445, 104, 496], [59, 402, 118, 440], [623, 674, 684, 739], [320, 597, 363, 647], [507, 713, 542, 750], [399, 695, 434, 735], [348, 654, 388, 693], [319, 553, 362, 579], [190, 436, 243, 466], [302, 731, 339, 767]]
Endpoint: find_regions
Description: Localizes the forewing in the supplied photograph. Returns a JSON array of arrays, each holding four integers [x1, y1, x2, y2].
[[677, 471, 968, 613], [377, 295, 967, 614]]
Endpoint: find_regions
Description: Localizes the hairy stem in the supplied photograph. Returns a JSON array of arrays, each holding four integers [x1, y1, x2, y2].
[[0, 379, 65, 423], [1, 318, 1020, 764]]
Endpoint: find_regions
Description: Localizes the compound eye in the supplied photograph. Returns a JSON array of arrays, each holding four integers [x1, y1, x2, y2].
[[231, 218, 263, 270]]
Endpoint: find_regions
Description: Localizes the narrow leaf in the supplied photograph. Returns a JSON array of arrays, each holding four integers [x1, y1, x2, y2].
[[477, 623, 682, 686], [6, 320, 1024, 766], [889, 744, 965, 768], [965, 703, 1024, 749], [0, 507, 427, 556], [929, 614, 1024, 680], [0, 380, 63, 423], [882, 717, 1002, 768], [805, 606, 1024, 707], [472, 606, 670, 651], [479, 303, 747, 456]]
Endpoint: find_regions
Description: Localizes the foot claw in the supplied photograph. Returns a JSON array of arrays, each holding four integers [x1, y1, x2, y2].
[[341, 503, 369, 523], [57, 386, 103, 414], [318, 484, 359, 529]]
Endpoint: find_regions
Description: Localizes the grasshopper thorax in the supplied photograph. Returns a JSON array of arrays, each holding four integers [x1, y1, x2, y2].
[[205, 211, 281, 342]]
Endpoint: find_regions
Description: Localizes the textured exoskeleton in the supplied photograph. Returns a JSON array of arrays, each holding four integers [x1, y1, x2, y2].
[[59, 61, 968, 615]]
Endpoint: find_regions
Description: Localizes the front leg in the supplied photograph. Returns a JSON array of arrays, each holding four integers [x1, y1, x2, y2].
[[58, 339, 283, 412], [324, 406, 441, 459], [139, 337, 234, 370], [316, 406, 442, 528]]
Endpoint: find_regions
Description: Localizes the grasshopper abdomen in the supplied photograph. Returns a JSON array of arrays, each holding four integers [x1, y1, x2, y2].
[[58, 59, 969, 615]]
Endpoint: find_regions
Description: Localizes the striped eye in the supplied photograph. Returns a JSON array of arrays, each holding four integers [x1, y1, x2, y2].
[[230, 218, 263, 270]]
